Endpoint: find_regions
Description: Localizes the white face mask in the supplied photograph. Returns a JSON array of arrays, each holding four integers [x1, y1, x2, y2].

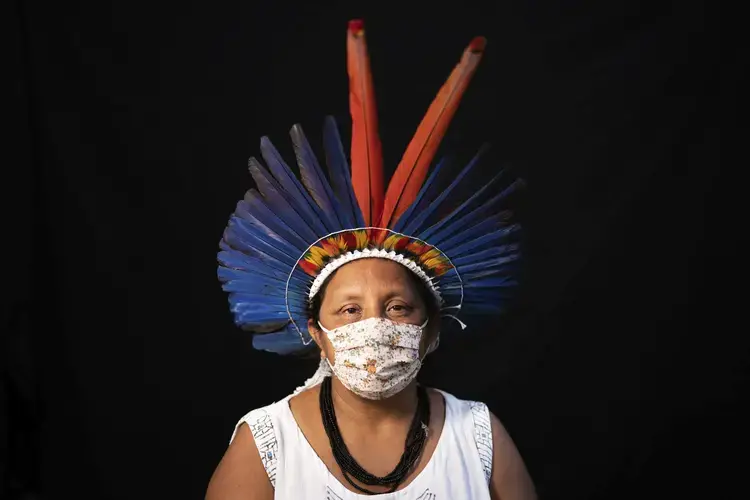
[[318, 316, 434, 400]]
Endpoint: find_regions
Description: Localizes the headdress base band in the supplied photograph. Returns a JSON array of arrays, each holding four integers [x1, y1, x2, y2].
[[309, 249, 441, 302]]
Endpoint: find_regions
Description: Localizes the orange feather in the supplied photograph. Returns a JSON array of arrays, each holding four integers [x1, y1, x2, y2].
[[347, 19, 384, 226], [380, 36, 487, 228]]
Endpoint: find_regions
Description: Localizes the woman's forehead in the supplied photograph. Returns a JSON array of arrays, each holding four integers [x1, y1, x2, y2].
[[326, 259, 417, 295]]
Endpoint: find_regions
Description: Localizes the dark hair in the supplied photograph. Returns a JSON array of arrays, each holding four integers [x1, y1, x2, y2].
[[306, 264, 440, 325]]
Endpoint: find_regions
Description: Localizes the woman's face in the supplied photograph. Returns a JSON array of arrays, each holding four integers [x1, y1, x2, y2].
[[308, 258, 437, 363]]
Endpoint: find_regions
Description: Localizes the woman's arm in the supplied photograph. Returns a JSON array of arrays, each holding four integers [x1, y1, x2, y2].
[[489, 412, 537, 500], [205, 423, 274, 500]]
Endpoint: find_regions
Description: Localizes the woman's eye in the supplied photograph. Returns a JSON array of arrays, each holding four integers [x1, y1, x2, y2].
[[388, 303, 412, 315], [342, 306, 360, 315]]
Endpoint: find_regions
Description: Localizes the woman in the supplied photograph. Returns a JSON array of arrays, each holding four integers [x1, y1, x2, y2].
[[207, 20, 536, 499]]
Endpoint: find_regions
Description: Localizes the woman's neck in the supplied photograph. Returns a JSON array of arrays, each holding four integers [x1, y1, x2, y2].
[[329, 376, 418, 429]]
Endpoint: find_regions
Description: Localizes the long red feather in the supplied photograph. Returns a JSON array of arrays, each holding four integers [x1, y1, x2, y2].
[[380, 36, 487, 228], [347, 19, 384, 226]]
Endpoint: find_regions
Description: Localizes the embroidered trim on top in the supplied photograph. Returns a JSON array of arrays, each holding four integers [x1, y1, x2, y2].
[[469, 401, 493, 484], [243, 409, 279, 488], [325, 486, 344, 499], [415, 488, 437, 499]]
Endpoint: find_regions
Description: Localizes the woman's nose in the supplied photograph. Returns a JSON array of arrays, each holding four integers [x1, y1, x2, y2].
[[360, 303, 388, 320]]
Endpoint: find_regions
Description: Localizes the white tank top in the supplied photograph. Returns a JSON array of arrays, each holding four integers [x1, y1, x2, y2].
[[229, 389, 493, 499]]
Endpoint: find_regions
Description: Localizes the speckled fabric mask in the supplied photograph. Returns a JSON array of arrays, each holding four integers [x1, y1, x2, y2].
[[318, 317, 431, 400]]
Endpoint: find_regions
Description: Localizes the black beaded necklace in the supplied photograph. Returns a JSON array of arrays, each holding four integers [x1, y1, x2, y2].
[[319, 376, 431, 495]]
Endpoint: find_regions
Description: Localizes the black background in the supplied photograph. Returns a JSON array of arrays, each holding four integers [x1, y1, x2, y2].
[[5, 1, 744, 499]]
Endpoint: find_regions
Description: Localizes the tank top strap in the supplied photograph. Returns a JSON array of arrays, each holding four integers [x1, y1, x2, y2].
[[229, 396, 292, 488], [438, 391, 493, 485], [468, 401, 493, 484]]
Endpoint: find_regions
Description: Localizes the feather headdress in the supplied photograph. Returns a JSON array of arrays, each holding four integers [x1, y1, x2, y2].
[[218, 20, 522, 356]]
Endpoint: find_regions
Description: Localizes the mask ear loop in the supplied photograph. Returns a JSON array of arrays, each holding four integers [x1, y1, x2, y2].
[[423, 335, 440, 358], [421, 317, 442, 358]]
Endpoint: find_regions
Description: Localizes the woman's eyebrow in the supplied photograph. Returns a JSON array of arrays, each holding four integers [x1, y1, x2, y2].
[[381, 291, 402, 301], [381, 289, 418, 302], [328, 289, 364, 303], [328, 285, 415, 303]]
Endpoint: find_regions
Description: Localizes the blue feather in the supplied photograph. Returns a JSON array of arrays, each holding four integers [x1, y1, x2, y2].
[[439, 283, 518, 304], [443, 276, 517, 290], [279, 288, 309, 301], [224, 218, 298, 268], [248, 157, 321, 243], [420, 178, 524, 245], [219, 260, 305, 296], [219, 272, 293, 295], [224, 236, 289, 281], [460, 293, 516, 304], [417, 171, 504, 242], [218, 262, 309, 292], [442, 224, 521, 259], [460, 264, 520, 281], [231, 307, 289, 326], [241, 190, 311, 250], [240, 321, 290, 334], [290, 124, 343, 231], [436, 214, 512, 254], [402, 145, 489, 236], [439, 287, 511, 313], [456, 254, 520, 275], [289, 266, 311, 282], [450, 244, 520, 267], [218, 255, 294, 283], [218, 242, 306, 279], [217, 248, 263, 271], [218, 264, 308, 289], [391, 156, 451, 233], [459, 302, 509, 314], [323, 116, 365, 227], [229, 294, 306, 314], [225, 288, 309, 312], [233, 200, 305, 255], [251, 326, 306, 355], [444, 287, 512, 299], [230, 306, 301, 329], [221, 228, 285, 272], [259, 137, 329, 236]]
